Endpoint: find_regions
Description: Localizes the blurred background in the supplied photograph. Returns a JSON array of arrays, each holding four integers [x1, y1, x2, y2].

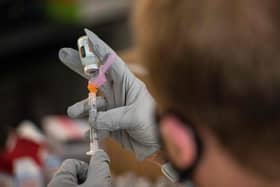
[[0, 1, 179, 186], [0, 0, 132, 130]]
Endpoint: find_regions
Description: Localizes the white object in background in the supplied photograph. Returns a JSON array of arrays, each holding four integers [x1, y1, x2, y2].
[[43, 116, 89, 142], [17, 121, 45, 143], [14, 158, 43, 187]]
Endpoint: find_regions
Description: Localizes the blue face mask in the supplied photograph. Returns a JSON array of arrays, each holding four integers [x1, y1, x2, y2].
[[155, 110, 204, 184]]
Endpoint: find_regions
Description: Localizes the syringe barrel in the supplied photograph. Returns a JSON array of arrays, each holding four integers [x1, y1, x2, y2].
[[88, 92, 99, 155], [88, 92, 97, 123]]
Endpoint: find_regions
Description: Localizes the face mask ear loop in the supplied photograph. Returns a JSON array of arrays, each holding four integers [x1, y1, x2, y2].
[[156, 109, 204, 183]]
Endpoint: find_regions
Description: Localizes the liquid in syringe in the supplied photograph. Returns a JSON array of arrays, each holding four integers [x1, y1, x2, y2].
[[86, 83, 99, 156]]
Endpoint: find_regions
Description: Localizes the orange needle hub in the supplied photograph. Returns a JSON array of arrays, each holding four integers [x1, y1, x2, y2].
[[88, 82, 98, 93]]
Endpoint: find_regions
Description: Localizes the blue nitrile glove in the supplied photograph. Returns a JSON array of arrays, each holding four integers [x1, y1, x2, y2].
[[48, 150, 111, 187], [58, 29, 160, 160]]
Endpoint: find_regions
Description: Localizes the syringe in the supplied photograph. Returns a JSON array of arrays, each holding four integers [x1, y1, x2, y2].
[[86, 82, 99, 156], [77, 35, 116, 156]]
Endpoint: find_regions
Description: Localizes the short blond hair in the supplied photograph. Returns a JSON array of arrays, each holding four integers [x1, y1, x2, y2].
[[134, 0, 280, 179]]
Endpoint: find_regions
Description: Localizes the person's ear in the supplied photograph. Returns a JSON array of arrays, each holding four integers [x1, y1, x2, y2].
[[160, 115, 197, 169]]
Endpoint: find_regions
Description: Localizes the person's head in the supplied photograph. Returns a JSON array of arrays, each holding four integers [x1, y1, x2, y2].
[[134, 0, 280, 186]]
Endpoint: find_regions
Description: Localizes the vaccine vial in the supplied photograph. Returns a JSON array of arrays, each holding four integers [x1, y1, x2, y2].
[[78, 36, 100, 77]]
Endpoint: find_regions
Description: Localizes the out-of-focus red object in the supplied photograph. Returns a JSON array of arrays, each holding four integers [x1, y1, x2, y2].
[[0, 133, 46, 175]]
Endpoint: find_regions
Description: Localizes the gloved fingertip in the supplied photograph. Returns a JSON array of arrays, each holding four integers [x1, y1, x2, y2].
[[84, 28, 98, 40], [67, 107, 77, 118], [84, 28, 90, 34], [58, 48, 69, 61]]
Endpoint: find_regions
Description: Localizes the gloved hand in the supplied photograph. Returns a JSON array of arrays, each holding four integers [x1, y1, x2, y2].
[[48, 150, 111, 187], [59, 29, 160, 160]]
